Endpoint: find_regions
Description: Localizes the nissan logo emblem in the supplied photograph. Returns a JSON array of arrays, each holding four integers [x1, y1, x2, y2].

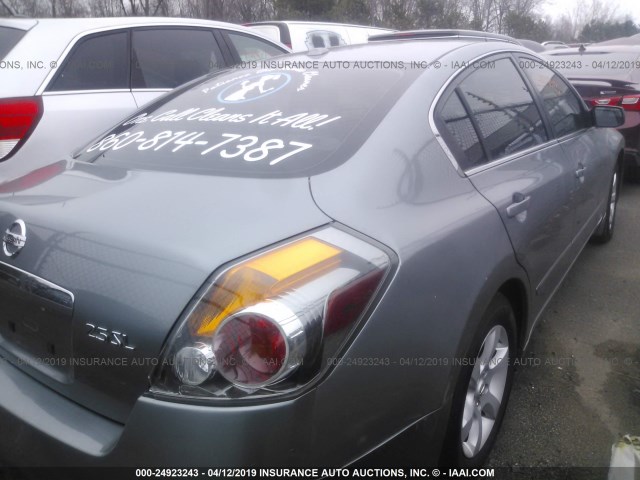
[[3, 219, 27, 257]]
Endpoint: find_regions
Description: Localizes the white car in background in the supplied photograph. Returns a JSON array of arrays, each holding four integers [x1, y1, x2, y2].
[[245, 21, 394, 51], [0, 17, 288, 182]]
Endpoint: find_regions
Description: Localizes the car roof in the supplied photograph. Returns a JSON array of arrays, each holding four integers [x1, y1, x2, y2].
[[0, 18, 38, 30], [297, 36, 533, 63], [246, 20, 393, 30], [1, 16, 254, 31], [369, 29, 520, 45], [544, 44, 640, 55], [595, 34, 640, 46]]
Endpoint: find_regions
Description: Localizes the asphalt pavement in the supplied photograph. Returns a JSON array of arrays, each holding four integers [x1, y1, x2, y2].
[[487, 179, 640, 468]]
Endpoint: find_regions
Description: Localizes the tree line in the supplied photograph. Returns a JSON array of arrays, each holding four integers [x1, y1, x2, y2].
[[1, 0, 638, 43]]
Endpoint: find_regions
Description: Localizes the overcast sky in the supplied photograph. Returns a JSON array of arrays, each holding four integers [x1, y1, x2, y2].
[[539, 0, 640, 24]]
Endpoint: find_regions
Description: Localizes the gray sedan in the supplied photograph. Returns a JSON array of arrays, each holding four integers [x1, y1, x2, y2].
[[0, 35, 625, 469]]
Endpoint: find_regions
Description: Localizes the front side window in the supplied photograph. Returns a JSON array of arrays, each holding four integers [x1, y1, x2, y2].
[[520, 60, 588, 137], [132, 29, 224, 89], [458, 58, 548, 162], [48, 31, 129, 91]]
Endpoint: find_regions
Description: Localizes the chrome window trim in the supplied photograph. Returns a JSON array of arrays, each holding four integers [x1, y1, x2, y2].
[[429, 48, 579, 177], [0, 260, 74, 309], [42, 89, 131, 96], [131, 88, 172, 93], [464, 140, 559, 176], [555, 128, 589, 145]]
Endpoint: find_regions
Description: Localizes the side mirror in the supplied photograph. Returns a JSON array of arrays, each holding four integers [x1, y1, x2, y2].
[[592, 106, 625, 128]]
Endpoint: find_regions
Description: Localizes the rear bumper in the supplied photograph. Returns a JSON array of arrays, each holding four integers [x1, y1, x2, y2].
[[0, 356, 443, 468]]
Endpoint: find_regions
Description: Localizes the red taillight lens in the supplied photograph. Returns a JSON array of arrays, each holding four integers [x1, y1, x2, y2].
[[0, 97, 42, 160], [212, 300, 306, 388], [620, 95, 640, 111], [590, 95, 640, 112], [214, 313, 287, 386], [325, 269, 386, 336], [589, 97, 620, 107]]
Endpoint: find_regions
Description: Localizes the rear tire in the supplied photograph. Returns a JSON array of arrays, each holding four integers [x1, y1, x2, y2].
[[441, 293, 517, 467], [591, 166, 620, 244]]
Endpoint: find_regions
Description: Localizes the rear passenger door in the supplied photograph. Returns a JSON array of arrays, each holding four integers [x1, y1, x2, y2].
[[42, 29, 137, 158], [434, 54, 575, 314], [131, 27, 227, 107], [518, 56, 607, 247]]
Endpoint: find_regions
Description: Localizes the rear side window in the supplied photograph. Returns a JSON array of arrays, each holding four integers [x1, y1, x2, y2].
[[0, 27, 26, 59], [227, 32, 285, 62], [48, 31, 129, 91], [132, 29, 224, 89], [439, 92, 485, 169], [520, 61, 587, 137], [458, 58, 547, 162]]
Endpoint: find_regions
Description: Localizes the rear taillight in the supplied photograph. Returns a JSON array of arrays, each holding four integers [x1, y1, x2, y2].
[[151, 226, 391, 401], [0, 97, 42, 161], [620, 95, 640, 111], [590, 95, 640, 112]]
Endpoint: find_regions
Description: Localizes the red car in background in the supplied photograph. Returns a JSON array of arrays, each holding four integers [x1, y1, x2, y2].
[[543, 44, 640, 179]]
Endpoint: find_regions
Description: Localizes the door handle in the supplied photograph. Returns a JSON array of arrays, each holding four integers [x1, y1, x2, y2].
[[507, 193, 530, 218]]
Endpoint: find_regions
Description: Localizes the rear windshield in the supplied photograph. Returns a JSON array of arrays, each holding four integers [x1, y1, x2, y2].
[[544, 51, 640, 77], [77, 63, 418, 177], [0, 27, 26, 59]]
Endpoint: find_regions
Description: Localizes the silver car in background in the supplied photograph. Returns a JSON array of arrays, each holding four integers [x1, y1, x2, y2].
[[0, 35, 624, 468], [245, 20, 394, 51], [0, 17, 288, 182]]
